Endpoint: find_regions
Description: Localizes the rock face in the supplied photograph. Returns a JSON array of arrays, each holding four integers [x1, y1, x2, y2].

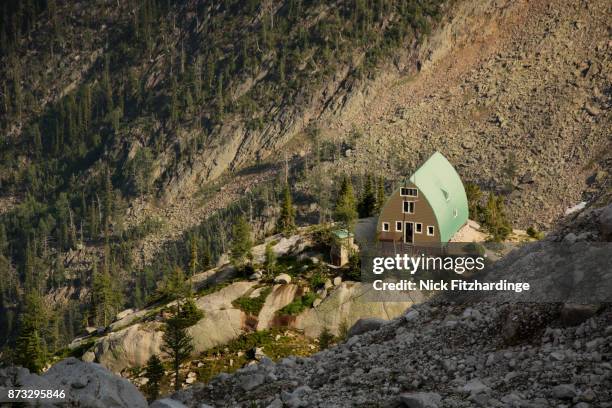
[[256, 284, 299, 330], [0, 358, 147, 408], [93, 322, 165, 373], [88, 278, 416, 373], [90, 281, 255, 373], [294, 282, 416, 337]]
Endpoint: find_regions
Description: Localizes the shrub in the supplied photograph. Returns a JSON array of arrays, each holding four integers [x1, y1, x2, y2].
[[232, 287, 272, 316], [278, 292, 317, 316], [309, 270, 327, 290], [318, 327, 334, 350], [345, 252, 361, 281], [177, 298, 204, 327], [526, 226, 544, 240]]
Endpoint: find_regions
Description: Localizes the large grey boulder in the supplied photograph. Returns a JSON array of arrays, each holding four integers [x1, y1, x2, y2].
[[274, 273, 292, 284], [43, 358, 148, 408], [347, 317, 387, 338], [150, 398, 189, 408], [599, 204, 612, 240], [0, 358, 147, 408]]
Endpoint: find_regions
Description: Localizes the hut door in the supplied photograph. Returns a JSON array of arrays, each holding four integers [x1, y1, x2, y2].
[[404, 222, 414, 243]]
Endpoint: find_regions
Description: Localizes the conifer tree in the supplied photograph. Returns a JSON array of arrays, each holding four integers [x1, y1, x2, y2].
[[162, 315, 194, 391], [89, 197, 98, 239], [216, 72, 224, 116], [91, 258, 120, 327], [464, 182, 482, 220], [189, 239, 198, 277], [484, 193, 511, 242], [277, 184, 296, 235], [263, 242, 276, 277], [170, 77, 179, 123], [376, 177, 385, 213], [357, 174, 376, 218], [334, 176, 358, 230], [200, 244, 211, 271], [144, 354, 165, 400], [103, 170, 113, 237], [230, 216, 252, 266], [102, 56, 113, 114], [15, 291, 46, 373]]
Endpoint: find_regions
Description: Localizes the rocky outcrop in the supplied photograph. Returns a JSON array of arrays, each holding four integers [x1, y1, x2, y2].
[[88, 281, 256, 373], [92, 322, 165, 373], [256, 284, 299, 330], [0, 358, 147, 408], [294, 282, 417, 337]]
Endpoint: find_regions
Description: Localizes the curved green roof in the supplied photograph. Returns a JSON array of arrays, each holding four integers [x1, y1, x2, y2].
[[409, 152, 468, 242]]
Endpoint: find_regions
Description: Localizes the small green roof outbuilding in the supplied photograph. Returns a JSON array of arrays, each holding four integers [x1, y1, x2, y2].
[[377, 152, 468, 244]]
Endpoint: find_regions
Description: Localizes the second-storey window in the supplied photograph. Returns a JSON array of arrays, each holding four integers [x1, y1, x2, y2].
[[403, 201, 415, 214]]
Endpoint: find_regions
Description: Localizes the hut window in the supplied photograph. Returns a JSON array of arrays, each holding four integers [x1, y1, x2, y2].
[[403, 201, 415, 214], [395, 221, 402, 231], [415, 223, 422, 233], [427, 226, 435, 236], [382, 222, 390, 232], [400, 188, 418, 197]]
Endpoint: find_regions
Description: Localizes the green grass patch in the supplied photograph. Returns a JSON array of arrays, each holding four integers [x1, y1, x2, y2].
[[196, 329, 317, 383], [232, 286, 272, 316], [277, 292, 317, 316], [275, 255, 315, 277]]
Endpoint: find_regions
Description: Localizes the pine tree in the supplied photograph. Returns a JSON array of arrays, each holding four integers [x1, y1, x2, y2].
[[484, 193, 511, 242], [200, 244, 211, 271], [89, 197, 98, 239], [102, 55, 113, 114], [189, 239, 198, 277], [277, 184, 296, 235], [15, 291, 46, 373], [103, 170, 113, 237], [230, 216, 252, 266], [170, 77, 179, 123], [144, 354, 165, 401], [91, 259, 119, 327], [357, 174, 376, 218], [375, 177, 385, 213], [464, 182, 482, 220], [263, 242, 276, 277], [29, 123, 42, 157], [162, 315, 194, 391], [163, 266, 188, 306], [216, 72, 224, 116], [334, 176, 357, 230]]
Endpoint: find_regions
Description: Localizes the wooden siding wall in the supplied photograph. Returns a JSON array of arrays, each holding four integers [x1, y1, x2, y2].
[[377, 182, 440, 244]]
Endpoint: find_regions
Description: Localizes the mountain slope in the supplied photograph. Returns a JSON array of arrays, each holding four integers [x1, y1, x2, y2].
[[152, 203, 612, 408]]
